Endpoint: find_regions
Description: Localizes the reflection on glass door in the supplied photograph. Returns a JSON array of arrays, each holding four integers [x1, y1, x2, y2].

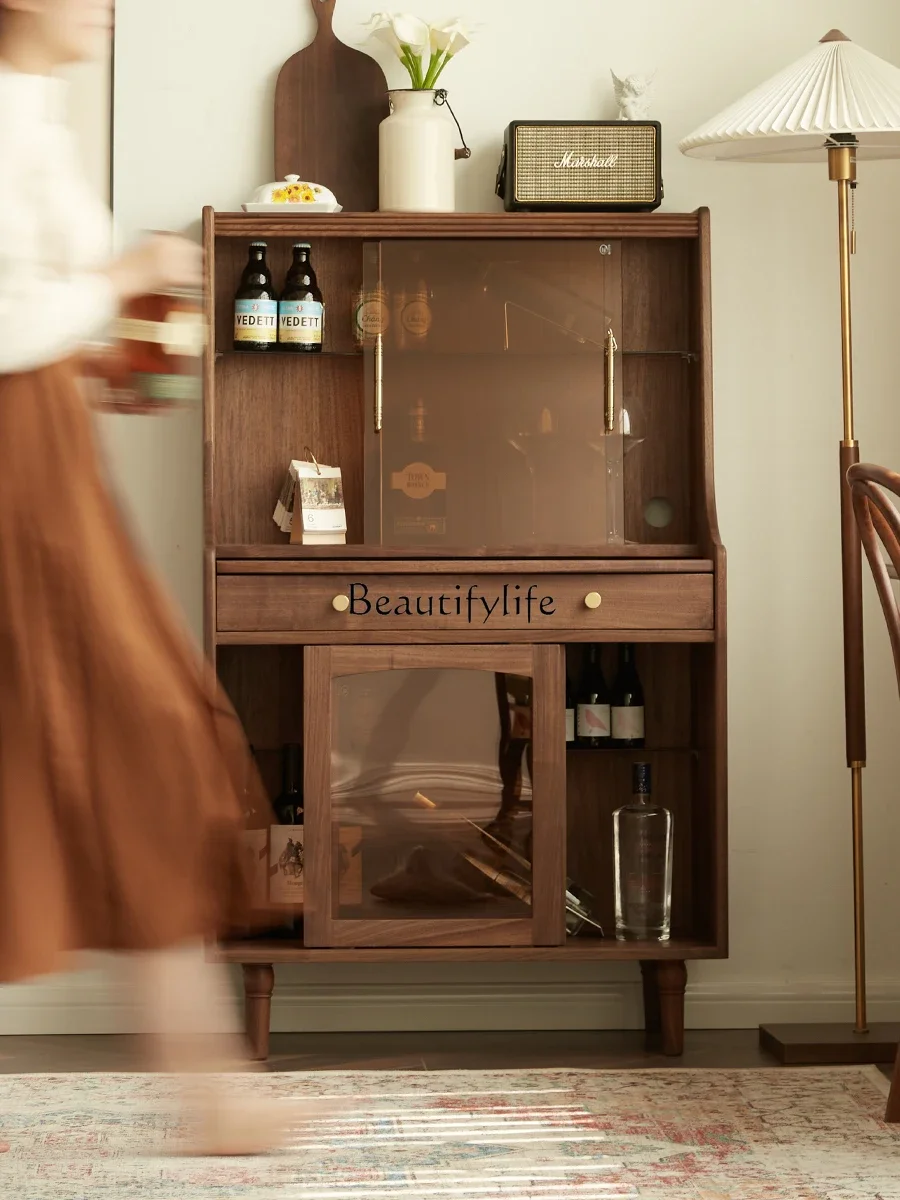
[[303, 645, 566, 948], [362, 240, 625, 551]]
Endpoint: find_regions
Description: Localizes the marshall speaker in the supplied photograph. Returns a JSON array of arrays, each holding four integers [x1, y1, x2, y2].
[[496, 120, 663, 212]]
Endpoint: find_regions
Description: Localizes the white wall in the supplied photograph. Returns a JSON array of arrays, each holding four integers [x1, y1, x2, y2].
[[4, 0, 899, 1034]]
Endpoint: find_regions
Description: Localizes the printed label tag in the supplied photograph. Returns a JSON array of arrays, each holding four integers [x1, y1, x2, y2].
[[576, 703, 611, 738], [401, 298, 432, 338], [612, 706, 645, 740], [355, 294, 390, 341], [269, 824, 304, 905], [279, 301, 324, 345], [234, 299, 277, 343], [393, 515, 447, 537]]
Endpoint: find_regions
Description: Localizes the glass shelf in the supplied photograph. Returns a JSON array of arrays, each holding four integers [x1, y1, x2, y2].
[[215, 349, 362, 360]]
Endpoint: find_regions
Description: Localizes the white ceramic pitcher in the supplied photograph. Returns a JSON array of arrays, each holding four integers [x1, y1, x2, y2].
[[379, 89, 471, 213]]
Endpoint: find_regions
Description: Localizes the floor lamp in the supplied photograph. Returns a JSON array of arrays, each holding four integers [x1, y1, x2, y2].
[[680, 29, 900, 1065]]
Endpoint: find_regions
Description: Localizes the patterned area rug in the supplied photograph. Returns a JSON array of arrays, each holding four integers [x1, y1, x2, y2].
[[0, 1067, 897, 1198]]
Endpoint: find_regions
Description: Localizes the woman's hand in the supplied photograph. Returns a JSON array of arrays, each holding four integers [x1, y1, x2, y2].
[[105, 233, 203, 301]]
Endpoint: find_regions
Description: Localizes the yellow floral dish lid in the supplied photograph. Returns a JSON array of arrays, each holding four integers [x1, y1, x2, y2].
[[242, 174, 342, 213]]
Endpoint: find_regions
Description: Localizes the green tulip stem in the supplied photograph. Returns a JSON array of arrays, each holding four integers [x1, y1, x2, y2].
[[423, 49, 452, 89], [400, 44, 424, 89]]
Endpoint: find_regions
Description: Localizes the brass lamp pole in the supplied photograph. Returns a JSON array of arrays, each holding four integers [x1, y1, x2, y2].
[[800, 130, 877, 1040], [681, 29, 900, 1063], [830, 134, 867, 1034]]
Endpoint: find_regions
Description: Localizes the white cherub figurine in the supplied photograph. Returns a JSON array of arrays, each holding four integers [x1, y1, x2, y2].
[[611, 70, 655, 121]]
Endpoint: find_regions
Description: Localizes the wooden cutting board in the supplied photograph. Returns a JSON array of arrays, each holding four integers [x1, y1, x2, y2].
[[274, 0, 388, 212]]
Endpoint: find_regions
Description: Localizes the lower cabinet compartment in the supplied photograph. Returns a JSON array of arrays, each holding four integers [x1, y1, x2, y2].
[[216, 638, 723, 957]]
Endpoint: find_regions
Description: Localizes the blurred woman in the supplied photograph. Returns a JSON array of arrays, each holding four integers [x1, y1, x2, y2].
[[0, 0, 291, 1155]]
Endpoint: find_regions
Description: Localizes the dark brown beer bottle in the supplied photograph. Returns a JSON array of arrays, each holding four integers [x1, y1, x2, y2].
[[233, 242, 277, 352], [278, 243, 324, 353]]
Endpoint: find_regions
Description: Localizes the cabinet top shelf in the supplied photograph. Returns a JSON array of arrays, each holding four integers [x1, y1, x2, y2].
[[205, 208, 706, 241]]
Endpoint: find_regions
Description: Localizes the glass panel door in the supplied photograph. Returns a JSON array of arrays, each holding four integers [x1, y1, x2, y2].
[[362, 240, 625, 551], [303, 645, 566, 948]]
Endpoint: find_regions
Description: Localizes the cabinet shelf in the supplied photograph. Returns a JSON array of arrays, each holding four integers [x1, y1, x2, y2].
[[214, 544, 707, 562], [566, 746, 697, 756], [212, 937, 719, 965], [214, 348, 696, 362]]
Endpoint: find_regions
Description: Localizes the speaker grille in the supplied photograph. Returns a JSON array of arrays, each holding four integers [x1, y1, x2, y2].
[[514, 124, 658, 205]]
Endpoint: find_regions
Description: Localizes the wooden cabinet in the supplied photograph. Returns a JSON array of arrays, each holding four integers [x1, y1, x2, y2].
[[204, 208, 726, 1063]]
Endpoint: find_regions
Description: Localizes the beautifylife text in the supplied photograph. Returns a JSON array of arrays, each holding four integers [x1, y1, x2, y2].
[[347, 582, 556, 624]]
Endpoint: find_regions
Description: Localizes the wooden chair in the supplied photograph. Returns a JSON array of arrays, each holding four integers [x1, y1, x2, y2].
[[848, 461, 900, 1123]]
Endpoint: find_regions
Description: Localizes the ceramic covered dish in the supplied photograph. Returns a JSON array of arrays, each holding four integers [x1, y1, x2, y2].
[[242, 174, 342, 213]]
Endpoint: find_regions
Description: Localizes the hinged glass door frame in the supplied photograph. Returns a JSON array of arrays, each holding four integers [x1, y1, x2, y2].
[[362, 238, 625, 553], [303, 644, 566, 948]]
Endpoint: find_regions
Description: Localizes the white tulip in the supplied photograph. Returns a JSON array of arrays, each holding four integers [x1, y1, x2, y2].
[[363, 12, 405, 58], [389, 12, 431, 57], [431, 20, 471, 56]]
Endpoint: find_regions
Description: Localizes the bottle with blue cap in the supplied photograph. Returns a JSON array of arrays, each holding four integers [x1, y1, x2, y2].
[[613, 761, 673, 941]]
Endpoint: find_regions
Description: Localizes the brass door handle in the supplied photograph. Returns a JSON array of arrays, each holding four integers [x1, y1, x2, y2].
[[605, 327, 617, 433], [332, 594, 350, 613], [374, 331, 384, 433], [584, 592, 602, 610]]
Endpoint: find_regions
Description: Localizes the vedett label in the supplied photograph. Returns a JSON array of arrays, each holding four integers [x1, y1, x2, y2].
[[234, 299, 277, 342], [279, 301, 324, 345]]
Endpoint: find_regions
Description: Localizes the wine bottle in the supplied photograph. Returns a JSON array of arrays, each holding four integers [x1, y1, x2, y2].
[[613, 762, 673, 941], [387, 398, 447, 544], [611, 643, 645, 747], [268, 743, 304, 937], [576, 644, 611, 747], [565, 674, 575, 744]]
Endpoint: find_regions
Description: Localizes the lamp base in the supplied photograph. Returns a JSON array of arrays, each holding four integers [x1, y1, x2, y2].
[[759, 1022, 900, 1065]]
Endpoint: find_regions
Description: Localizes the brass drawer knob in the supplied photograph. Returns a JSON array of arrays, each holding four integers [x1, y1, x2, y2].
[[584, 591, 602, 610], [332, 594, 351, 613]]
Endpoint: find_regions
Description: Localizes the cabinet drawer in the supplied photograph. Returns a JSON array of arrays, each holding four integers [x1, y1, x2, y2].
[[217, 572, 714, 633]]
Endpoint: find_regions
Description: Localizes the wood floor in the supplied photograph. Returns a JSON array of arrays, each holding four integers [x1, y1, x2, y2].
[[0, 1029, 892, 1076]]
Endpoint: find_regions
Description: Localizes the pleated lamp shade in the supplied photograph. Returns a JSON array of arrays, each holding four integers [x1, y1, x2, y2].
[[680, 30, 900, 162]]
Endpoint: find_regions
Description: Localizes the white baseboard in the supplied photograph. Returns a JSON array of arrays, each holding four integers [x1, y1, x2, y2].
[[1, 973, 898, 1036]]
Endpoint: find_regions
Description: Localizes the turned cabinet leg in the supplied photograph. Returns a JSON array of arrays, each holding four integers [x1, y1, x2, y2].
[[640, 961, 662, 1051], [242, 964, 275, 1062], [656, 960, 688, 1057]]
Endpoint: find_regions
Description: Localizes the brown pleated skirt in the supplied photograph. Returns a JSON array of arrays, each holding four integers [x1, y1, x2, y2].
[[0, 361, 268, 983]]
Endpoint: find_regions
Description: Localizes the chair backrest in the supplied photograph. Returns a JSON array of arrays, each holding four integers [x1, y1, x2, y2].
[[848, 463, 900, 696]]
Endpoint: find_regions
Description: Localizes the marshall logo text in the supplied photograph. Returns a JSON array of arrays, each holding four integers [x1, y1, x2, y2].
[[348, 582, 556, 625], [552, 150, 619, 169]]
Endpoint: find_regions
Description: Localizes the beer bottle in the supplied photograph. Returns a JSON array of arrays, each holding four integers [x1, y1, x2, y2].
[[233, 242, 277, 352], [278, 243, 324, 353]]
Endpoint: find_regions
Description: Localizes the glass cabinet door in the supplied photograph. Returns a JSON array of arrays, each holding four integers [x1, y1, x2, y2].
[[362, 240, 625, 551], [303, 645, 566, 948]]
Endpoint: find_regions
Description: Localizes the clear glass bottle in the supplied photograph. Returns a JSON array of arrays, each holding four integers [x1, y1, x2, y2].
[[613, 761, 673, 941]]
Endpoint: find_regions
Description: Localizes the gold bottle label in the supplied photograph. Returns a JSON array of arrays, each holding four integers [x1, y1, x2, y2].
[[354, 289, 390, 341], [391, 462, 447, 500]]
